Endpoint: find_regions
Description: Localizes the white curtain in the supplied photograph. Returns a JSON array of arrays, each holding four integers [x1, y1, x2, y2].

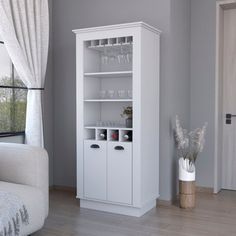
[[0, 0, 49, 147]]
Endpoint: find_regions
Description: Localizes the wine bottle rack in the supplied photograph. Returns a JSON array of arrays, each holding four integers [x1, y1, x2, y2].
[[85, 127, 132, 142]]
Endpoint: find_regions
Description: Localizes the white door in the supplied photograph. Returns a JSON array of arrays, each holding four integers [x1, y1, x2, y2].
[[107, 142, 132, 204], [222, 8, 236, 190], [84, 140, 107, 200]]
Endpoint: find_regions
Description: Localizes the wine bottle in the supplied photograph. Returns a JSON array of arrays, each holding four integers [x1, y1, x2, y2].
[[123, 131, 132, 141], [99, 130, 107, 140], [111, 130, 119, 141]]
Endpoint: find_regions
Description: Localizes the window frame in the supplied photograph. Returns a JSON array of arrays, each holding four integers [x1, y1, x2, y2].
[[0, 41, 27, 136]]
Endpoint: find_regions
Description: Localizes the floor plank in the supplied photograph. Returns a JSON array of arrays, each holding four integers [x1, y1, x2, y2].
[[34, 190, 236, 236]]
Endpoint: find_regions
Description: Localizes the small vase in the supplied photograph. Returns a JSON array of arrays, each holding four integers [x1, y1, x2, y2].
[[126, 118, 132, 128], [179, 157, 196, 209]]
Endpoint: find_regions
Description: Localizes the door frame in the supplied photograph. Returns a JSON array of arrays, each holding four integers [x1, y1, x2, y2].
[[214, 0, 236, 193]]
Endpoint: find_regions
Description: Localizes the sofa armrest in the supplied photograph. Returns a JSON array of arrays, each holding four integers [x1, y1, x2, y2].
[[0, 143, 49, 216]]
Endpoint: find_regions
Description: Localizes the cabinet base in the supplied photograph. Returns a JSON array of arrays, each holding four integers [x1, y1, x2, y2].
[[80, 199, 157, 217]]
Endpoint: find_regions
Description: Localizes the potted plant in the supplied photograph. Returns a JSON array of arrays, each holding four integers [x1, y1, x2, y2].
[[121, 106, 133, 128], [175, 116, 207, 209]]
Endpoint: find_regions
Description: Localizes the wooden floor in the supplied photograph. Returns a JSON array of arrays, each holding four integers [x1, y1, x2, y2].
[[34, 190, 236, 236]]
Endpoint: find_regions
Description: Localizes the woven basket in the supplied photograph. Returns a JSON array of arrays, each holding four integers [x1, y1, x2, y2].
[[179, 180, 195, 209]]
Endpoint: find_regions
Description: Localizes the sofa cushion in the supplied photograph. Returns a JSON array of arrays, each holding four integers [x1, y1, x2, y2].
[[0, 181, 45, 235]]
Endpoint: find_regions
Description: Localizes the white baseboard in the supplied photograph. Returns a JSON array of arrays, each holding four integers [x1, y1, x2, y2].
[[80, 199, 156, 217]]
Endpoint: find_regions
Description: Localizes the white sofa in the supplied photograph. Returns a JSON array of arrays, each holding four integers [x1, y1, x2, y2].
[[0, 143, 49, 235]]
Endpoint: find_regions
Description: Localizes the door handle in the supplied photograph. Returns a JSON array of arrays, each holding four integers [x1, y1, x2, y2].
[[90, 144, 100, 149], [114, 146, 124, 150], [226, 114, 236, 124]]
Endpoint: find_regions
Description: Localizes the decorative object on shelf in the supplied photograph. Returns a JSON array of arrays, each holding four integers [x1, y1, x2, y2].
[[175, 115, 207, 209], [99, 130, 107, 140], [121, 106, 133, 128], [123, 131, 132, 142], [111, 130, 119, 141]]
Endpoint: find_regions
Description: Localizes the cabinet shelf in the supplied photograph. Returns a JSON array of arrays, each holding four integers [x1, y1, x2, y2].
[[85, 126, 133, 130], [84, 71, 132, 78], [84, 99, 132, 102]]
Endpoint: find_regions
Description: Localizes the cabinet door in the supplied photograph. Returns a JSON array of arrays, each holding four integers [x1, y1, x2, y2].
[[84, 140, 107, 200], [107, 142, 132, 204]]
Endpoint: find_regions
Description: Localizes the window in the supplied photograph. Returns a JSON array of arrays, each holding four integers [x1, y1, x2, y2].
[[0, 40, 27, 134]]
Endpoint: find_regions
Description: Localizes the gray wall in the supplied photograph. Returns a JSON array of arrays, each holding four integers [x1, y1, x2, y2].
[[167, 0, 191, 198], [43, 0, 54, 186], [190, 0, 216, 188], [52, 0, 191, 201]]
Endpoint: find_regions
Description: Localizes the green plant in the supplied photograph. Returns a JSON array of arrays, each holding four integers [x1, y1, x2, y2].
[[121, 106, 133, 119], [0, 76, 27, 132]]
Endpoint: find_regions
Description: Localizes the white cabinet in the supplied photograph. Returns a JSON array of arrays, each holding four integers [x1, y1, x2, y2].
[[107, 142, 132, 204], [84, 140, 106, 200], [84, 141, 132, 205], [74, 22, 161, 217]]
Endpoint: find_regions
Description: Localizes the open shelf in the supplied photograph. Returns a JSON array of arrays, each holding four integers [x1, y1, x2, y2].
[[84, 127, 133, 142], [84, 71, 132, 78], [84, 99, 132, 102]]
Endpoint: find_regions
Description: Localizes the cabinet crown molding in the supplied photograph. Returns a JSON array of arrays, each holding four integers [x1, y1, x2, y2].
[[72, 21, 161, 35]]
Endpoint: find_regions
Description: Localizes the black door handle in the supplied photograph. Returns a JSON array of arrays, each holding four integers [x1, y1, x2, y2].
[[226, 113, 236, 118], [226, 114, 236, 124], [114, 146, 124, 150], [90, 144, 100, 149]]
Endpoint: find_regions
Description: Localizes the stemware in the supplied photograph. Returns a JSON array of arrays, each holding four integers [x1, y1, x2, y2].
[[96, 121, 103, 127], [107, 90, 115, 99], [127, 90, 132, 99], [118, 90, 126, 99], [126, 36, 133, 44]]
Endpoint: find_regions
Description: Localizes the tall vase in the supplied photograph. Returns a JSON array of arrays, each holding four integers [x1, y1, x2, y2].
[[179, 157, 196, 209], [126, 117, 132, 128]]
